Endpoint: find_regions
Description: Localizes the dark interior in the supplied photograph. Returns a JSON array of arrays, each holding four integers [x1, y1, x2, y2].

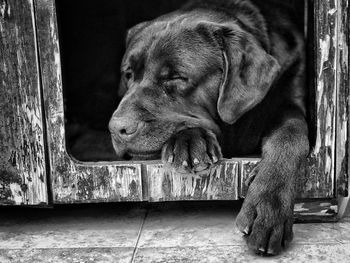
[[55, 0, 313, 162]]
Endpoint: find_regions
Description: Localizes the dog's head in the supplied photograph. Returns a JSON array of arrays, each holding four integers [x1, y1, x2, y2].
[[109, 12, 280, 159]]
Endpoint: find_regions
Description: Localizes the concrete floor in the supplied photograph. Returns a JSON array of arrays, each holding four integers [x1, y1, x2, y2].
[[1, 202, 350, 263]]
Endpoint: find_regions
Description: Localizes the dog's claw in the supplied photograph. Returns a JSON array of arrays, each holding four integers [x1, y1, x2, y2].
[[267, 248, 275, 255], [258, 247, 265, 253], [168, 155, 174, 163], [243, 226, 250, 235], [161, 128, 222, 174]]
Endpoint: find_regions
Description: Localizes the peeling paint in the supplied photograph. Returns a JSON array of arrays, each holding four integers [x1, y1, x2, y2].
[[335, 0, 349, 198], [318, 35, 331, 80], [293, 199, 338, 221], [240, 160, 259, 197], [147, 160, 239, 201], [327, 8, 337, 15], [0, 0, 11, 19], [0, 0, 48, 205]]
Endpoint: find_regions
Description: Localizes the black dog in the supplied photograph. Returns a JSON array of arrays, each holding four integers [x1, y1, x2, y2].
[[109, 0, 309, 255]]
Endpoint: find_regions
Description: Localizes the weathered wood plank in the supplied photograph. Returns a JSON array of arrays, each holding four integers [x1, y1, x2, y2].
[[240, 159, 259, 198], [146, 160, 239, 201], [34, 0, 143, 203], [335, 0, 349, 198], [294, 199, 338, 222], [0, 0, 48, 205], [239, 159, 334, 199], [335, 0, 350, 217], [146, 157, 337, 202], [53, 163, 142, 203], [299, 0, 339, 199]]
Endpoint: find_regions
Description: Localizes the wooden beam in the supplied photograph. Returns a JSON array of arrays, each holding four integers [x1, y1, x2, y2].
[[0, 0, 48, 205]]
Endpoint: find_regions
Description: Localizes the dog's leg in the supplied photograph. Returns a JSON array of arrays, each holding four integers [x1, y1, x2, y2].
[[236, 110, 309, 255]]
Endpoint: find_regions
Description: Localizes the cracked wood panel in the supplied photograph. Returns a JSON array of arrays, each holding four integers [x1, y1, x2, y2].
[[335, 0, 349, 196], [300, 0, 338, 198], [336, 0, 349, 217], [146, 157, 335, 202], [240, 159, 333, 199], [334, 0, 349, 198], [34, 0, 142, 203], [146, 160, 239, 201], [53, 163, 142, 203], [0, 0, 48, 205], [294, 198, 338, 222]]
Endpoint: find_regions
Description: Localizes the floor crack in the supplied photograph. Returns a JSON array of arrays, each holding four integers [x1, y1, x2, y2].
[[130, 210, 148, 263]]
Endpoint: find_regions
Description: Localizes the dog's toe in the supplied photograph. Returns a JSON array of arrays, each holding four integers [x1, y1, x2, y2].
[[189, 134, 212, 172], [266, 224, 283, 255], [161, 128, 222, 174], [246, 218, 271, 254], [236, 203, 256, 236], [236, 178, 294, 256]]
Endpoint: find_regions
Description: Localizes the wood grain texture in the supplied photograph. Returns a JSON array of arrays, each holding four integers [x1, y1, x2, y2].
[[336, 0, 350, 217], [146, 160, 239, 201], [34, 0, 143, 203], [294, 199, 338, 222], [240, 160, 259, 198], [240, 160, 341, 202], [335, 0, 349, 197], [300, 0, 338, 199], [53, 163, 142, 203], [0, 0, 48, 205]]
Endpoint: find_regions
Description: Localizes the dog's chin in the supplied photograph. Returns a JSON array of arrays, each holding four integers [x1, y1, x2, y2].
[[112, 139, 162, 160]]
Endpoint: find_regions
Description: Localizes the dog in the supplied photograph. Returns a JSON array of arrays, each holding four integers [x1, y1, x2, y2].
[[109, 0, 309, 255]]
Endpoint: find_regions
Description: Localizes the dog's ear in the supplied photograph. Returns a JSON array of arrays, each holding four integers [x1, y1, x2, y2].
[[202, 23, 280, 124], [125, 21, 149, 47]]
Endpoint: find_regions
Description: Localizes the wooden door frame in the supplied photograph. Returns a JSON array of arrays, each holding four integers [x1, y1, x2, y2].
[[31, 0, 349, 219]]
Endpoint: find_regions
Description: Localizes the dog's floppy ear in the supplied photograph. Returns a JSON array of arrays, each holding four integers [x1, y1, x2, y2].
[[125, 21, 150, 47], [211, 24, 280, 124]]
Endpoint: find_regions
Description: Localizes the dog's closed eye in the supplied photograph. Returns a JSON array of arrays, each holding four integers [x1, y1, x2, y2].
[[165, 75, 188, 82]]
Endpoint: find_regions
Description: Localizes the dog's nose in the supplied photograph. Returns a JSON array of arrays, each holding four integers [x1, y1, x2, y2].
[[109, 117, 141, 141]]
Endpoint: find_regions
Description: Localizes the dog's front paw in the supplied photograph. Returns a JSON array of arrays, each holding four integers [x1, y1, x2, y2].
[[236, 172, 294, 256], [161, 128, 222, 173]]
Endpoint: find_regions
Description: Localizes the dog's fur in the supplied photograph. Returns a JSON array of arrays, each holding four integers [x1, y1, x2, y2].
[[109, 0, 309, 255]]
